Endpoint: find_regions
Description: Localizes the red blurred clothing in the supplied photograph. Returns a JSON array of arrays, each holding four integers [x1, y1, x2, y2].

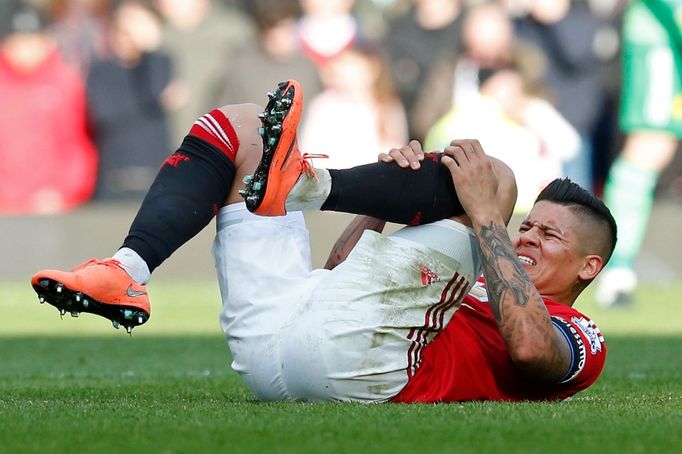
[[394, 279, 606, 402], [0, 47, 97, 214]]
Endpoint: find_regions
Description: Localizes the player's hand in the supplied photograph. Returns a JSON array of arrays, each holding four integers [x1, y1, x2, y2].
[[378, 140, 425, 170], [441, 140, 499, 222]]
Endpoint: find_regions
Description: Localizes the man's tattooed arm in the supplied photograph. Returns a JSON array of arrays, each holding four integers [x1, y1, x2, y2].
[[477, 220, 572, 382], [325, 216, 386, 270]]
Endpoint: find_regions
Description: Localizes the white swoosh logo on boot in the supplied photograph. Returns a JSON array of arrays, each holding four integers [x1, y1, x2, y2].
[[126, 285, 147, 297]]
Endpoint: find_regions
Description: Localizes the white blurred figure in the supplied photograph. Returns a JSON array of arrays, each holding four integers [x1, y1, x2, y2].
[[300, 42, 408, 169], [297, 0, 362, 68]]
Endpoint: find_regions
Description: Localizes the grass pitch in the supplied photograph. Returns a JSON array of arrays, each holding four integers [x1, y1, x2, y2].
[[1, 280, 681, 453]]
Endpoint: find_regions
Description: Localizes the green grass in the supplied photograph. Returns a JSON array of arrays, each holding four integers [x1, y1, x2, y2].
[[1, 280, 681, 453]]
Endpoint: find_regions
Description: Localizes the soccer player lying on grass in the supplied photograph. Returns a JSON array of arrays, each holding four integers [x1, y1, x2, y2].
[[32, 81, 615, 402]]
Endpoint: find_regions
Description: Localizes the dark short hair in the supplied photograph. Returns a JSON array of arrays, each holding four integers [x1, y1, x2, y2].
[[535, 178, 618, 263]]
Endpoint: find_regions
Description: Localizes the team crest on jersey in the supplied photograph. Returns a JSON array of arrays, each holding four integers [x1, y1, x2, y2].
[[572, 316, 604, 355], [418, 263, 440, 286]]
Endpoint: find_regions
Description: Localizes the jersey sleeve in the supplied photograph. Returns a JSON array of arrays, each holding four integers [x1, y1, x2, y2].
[[551, 315, 606, 389]]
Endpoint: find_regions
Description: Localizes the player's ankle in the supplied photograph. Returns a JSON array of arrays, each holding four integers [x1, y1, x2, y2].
[[113, 247, 151, 285], [285, 168, 332, 212]]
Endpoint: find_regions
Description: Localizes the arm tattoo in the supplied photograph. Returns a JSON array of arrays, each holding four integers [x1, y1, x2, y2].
[[477, 222, 536, 323], [476, 220, 571, 381]]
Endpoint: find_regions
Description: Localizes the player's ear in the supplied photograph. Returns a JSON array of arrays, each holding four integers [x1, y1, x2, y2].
[[578, 254, 603, 282]]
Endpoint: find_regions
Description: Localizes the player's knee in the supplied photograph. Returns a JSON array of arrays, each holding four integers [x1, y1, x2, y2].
[[217, 103, 263, 137]]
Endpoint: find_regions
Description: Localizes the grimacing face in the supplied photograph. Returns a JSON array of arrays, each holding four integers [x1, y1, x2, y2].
[[512, 201, 601, 303]]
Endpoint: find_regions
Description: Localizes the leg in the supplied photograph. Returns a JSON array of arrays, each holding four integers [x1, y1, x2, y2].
[[245, 148, 471, 225], [597, 2, 682, 307], [213, 203, 326, 401], [120, 103, 262, 276], [31, 101, 266, 332], [30, 79, 509, 333], [323, 157, 517, 270], [597, 131, 677, 306], [319, 158, 464, 225], [242, 87, 520, 225]]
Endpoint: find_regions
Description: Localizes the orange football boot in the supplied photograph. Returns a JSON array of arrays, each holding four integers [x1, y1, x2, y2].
[[31, 258, 150, 334], [241, 80, 327, 216]]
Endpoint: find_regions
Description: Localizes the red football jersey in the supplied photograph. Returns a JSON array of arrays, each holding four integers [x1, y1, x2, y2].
[[393, 279, 606, 402]]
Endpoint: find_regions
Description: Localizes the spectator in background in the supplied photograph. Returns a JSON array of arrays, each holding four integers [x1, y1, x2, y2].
[[154, 0, 254, 145], [417, 0, 541, 134], [214, 0, 322, 106], [383, 0, 463, 141], [48, 0, 109, 78], [423, 0, 579, 212], [411, 0, 518, 142], [86, 0, 172, 200], [0, 2, 97, 214], [297, 0, 362, 68], [513, 0, 604, 192], [597, 0, 682, 308], [300, 42, 408, 168]]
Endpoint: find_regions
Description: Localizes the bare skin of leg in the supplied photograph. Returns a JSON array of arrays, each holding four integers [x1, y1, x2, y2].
[[621, 130, 678, 171], [216, 103, 266, 205]]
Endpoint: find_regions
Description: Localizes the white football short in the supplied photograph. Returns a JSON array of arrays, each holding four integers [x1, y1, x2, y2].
[[213, 203, 481, 403]]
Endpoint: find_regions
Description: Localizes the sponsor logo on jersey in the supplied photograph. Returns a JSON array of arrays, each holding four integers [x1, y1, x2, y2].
[[572, 316, 604, 355], [418, 263, 440, 286]]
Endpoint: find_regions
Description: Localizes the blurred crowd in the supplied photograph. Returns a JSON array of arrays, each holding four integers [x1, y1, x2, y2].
[[0, 0, 678, 214]]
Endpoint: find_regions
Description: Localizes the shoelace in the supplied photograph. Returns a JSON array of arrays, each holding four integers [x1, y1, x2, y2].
[[71, 258, 121, 272], [300, 153, 329, 180]]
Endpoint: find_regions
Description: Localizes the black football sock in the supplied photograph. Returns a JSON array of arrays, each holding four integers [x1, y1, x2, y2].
[[121, 110, 239, 272], [321, 153, 463, 225]]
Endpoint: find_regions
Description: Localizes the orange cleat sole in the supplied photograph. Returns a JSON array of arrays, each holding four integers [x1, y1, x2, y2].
[[241, 80, 304, 216]]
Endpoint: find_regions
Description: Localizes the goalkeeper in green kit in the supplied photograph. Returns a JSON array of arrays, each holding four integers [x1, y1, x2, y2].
[[597, 0, 682, 307]]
